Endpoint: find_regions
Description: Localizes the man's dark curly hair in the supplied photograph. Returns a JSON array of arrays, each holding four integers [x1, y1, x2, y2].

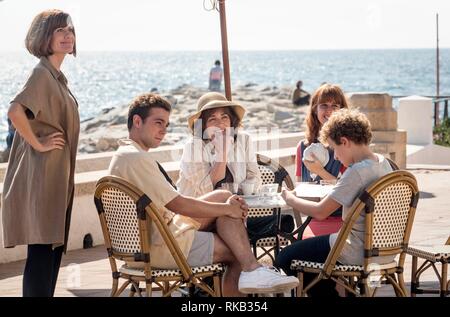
[[127, 93, 171, 131]]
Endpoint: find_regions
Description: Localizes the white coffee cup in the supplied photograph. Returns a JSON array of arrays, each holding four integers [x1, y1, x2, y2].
[[241, 183, 254, 196]]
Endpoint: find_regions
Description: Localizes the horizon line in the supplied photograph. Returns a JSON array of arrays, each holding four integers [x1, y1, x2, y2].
[[1, 47, 449, 53]]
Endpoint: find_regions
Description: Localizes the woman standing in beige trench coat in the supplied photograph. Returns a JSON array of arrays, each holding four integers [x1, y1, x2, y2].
[[1, 10, 80, 297]]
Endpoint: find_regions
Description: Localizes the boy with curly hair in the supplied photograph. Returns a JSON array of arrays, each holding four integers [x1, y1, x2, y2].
[[276, 108, 393, 297]]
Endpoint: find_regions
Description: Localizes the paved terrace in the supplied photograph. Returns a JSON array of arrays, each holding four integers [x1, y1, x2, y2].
[[0, 168, 448, 297]]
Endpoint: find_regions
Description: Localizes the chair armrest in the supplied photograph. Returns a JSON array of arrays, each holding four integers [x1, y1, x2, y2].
[[280, 216, 312, 243]]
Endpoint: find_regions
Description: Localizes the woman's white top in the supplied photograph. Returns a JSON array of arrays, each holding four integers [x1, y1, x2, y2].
[[177, 131, 262, 198]]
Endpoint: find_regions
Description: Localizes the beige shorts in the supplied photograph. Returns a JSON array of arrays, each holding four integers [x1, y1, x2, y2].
[[186, 231, 214, 267]]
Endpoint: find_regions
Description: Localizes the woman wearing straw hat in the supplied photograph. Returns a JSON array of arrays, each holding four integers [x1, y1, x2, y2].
[[177, 92, 260, 198], [177, 92, 294, 242]]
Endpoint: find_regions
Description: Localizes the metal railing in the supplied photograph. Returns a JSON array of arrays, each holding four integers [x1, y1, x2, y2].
[[434, 97, 450, 124], [392, 95, 450, 126]]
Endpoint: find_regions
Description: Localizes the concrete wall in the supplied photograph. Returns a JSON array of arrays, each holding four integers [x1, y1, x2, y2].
[[398, 96, 450, 166], [398, 96, 433, 145], [407, 144, 450, 165], [348, 92, 407, 169], [0, 132, 303, 182]]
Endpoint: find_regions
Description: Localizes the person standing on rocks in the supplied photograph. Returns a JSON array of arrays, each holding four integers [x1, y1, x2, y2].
[[209, 60, 223, 92], [1, 10, 80, 297]]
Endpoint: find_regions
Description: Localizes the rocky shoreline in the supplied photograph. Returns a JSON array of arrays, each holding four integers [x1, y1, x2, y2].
[[80, 84, 308, 153]]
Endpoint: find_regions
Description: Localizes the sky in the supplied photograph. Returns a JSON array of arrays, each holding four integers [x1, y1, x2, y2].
[[0, 0, 449, 51]]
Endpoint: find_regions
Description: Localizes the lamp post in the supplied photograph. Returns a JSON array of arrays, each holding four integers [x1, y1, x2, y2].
[[435, 13, 440, 126]]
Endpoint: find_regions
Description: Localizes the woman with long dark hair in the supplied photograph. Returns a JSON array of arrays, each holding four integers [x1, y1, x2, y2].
[[295, 84, 349, 239]]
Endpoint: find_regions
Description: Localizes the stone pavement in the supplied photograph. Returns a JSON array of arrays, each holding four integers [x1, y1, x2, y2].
[[0, 169, 448, 297]]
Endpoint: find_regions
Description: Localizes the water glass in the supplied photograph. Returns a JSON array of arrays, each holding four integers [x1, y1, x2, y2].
[[260, 184, 278, 197], [240, 182, 255, 196]]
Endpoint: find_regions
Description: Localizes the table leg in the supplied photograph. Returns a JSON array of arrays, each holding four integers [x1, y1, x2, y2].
[[441, 260, 448, 297], [411, 255, 418, 297]]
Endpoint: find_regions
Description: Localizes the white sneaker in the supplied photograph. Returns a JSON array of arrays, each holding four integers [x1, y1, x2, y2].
[[238, 266, 299, 294]]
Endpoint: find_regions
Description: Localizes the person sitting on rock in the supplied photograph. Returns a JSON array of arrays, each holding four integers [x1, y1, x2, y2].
[[291, 80, 311, 106], [107, 92, 299, 296]]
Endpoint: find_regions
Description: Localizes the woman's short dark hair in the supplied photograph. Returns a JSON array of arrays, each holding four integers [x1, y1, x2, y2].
[[25, 9, 77, 58], [127, 93, 172, 131]]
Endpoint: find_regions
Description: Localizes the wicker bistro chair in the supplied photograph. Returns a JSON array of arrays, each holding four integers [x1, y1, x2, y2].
[[290, 170, 420, 297], [407, 235, 450, 297], [94, 176, 225, 297], [248, 154, 297, 262], [385, 157, 400, 171]]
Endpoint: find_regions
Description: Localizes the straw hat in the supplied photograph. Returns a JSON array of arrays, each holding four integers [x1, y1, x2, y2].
[[188, 92, 246, 131]]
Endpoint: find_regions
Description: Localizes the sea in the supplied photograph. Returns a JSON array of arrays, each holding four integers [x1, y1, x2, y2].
[[0, 49, 449, 149]]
